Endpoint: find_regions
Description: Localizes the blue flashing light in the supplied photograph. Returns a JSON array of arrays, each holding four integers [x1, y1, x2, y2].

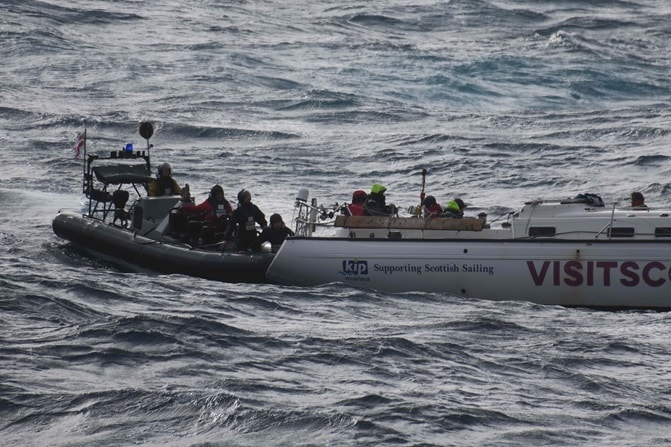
[[125, 143, 133, 152]]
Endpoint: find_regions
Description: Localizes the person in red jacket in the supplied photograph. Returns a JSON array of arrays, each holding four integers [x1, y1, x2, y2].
[[181, 185, 232, 221], [422, 195, 443, 217], [180, 185, 233, 245], [344, 190, 367, 216]]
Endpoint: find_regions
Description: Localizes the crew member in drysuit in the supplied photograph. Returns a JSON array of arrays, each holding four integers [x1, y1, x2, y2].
[[223, 189, 268, 252], [344, 190, 367, 216], [257, 213, 294, 252], [180, 185, 233, 245], [443, 198, 466, 217], [148, 162, 182, 197], [422, 195, 443, 218], [363, 184, 397, 216], [631, 191, 647, 209]]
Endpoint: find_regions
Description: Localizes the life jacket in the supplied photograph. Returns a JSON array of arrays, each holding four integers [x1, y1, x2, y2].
[[346, 190, 367, 216], [181, 197, 231, 222], [228, 203, 267, 236], [213, 199, 232, 219], [364, 192, 392, 216], [346, 203, 365, 216], [225, 203, 267, 251], [444, 199, 464, 217], [161, 178, 177, 195], [425, 203, 443, 217], [150, 177, 180, 196], [422, 195, 441, 217]]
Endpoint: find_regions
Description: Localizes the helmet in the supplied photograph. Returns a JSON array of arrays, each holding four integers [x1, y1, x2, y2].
[[157, 162, 171, 177], [270, 213, 283, 224], [423, 195, 437, 207], [371, 184, 387, 195], [210, 184, 224, 198], [238, 189, 251, 202]]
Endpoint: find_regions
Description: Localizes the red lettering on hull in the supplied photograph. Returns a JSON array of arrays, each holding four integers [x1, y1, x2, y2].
[[526, 260, 670, 288], [527, 261, 550, 286]]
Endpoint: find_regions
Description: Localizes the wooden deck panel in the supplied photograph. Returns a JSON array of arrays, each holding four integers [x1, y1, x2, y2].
[[334, 215, 484, 231]]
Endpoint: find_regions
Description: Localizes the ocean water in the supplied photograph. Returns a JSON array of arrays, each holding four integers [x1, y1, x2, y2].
[[2, 0, 671, 445]]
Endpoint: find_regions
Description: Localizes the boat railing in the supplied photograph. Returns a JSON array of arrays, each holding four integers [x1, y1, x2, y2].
[[78, 122, 155, 226], [291, 188, 347, 237], [84, 154, 152, 225], [333, 215, 485, 231], [292, 202, 345, 237]]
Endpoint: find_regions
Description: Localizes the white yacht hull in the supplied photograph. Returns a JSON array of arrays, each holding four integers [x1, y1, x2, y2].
[[267, 237, 671, 309]]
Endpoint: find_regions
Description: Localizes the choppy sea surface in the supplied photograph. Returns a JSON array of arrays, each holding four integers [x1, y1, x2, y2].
[[2, 1, 671, 445]]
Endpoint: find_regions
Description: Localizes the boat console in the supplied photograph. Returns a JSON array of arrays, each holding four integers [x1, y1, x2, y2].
[[131, 196, 181, 236]]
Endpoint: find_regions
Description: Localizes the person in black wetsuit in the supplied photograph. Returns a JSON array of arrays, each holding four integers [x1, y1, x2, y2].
[[257, 213, 294, 252], [363, 183, 397, 216], [223, 189, 267, 252]]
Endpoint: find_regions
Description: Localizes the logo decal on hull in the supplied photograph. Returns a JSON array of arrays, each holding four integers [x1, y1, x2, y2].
[[341, 260, 370, 282], [341, 259, 495, 279]]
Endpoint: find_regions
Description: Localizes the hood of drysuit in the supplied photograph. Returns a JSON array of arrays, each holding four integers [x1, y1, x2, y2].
[[423, 195, 437, 207], [352, 190, 367, 203], [371, 184, 387, 195], [446, 199, 464, 212]]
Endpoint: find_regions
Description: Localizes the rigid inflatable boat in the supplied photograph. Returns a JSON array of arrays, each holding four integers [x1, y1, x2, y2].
[[52, 123, 273, 283]]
